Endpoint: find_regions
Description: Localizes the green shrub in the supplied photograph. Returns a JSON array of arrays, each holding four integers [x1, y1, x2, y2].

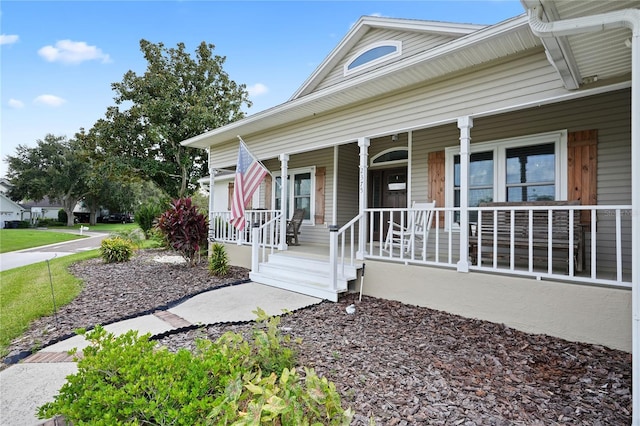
[[209, 242, 230, 276], [135, 202, 163, 239], [99, 237, 135, 263], [38, 310, 353, 425], [57, 209, 68, 224], [110, 228, 145, 249], [36, 218, 64, 227]]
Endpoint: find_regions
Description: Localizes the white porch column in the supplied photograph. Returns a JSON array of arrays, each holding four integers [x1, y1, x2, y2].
[[630, 20, 640, 426], [208, 164, 218, 240], [457, 116, 473, 273], [357, 137, 370, 259], [332, 145, 339, 226], [279, 154, 290, 250]]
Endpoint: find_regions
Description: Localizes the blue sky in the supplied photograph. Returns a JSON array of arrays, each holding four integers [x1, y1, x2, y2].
[[0, 0, 526, 178]]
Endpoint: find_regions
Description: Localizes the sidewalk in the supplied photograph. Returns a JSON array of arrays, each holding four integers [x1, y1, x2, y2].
[[0, 282, 322, 425], [0, 230, 108, 272]]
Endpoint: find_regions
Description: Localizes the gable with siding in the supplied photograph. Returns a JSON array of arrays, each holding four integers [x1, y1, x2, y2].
[[291, 16, 485, 100], [313, 27, 461, 92]]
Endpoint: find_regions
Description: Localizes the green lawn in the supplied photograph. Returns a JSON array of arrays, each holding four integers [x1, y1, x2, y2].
[[0, 223, 143, 253], [0, 250, 100, 358], [0, 229, 86, 253]]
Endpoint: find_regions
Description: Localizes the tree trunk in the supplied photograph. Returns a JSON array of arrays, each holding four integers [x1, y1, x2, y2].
[[61, 194, 79, 227], [89, 199, 99, 226]]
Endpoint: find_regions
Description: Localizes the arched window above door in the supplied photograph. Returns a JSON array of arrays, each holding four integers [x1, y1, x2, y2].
[[370, 147, 408, 167]]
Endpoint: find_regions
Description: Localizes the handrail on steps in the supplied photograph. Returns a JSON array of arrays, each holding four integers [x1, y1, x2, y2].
[[329, 212, 364, 292], [251, 212, 283, 272]]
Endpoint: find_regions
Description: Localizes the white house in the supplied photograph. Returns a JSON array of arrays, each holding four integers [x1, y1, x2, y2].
[[0, 193, 25, 228], [183, 2, 640, 421]]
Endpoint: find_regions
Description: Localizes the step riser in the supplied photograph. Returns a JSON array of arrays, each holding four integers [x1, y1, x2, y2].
[[250, 252, 362, 302], [258, 263, 354, 283], [254, 266, 349, 290], [266, 254, 359, 278], [249, 272, 344, 302]]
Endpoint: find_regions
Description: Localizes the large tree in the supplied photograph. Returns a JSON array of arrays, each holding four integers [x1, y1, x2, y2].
[[97, 39, 251, 198], [6, 134, 88, 226]]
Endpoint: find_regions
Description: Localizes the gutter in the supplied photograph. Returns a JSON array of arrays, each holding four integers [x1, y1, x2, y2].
[[525, 5, 640, 425]]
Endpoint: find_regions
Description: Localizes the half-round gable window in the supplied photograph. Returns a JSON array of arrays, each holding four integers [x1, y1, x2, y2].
[[371, 147, 408, 166], [344, 40, 402, 76]]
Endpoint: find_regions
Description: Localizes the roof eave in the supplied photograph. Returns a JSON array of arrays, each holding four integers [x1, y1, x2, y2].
[[181, 15, 532, 150]]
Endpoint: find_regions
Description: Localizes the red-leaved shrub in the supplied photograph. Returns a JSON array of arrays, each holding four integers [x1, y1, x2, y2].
[[156, 198, 208, 266]]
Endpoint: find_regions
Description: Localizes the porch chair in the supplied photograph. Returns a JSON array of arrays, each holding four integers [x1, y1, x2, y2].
[[286, 208, 305, 246], [384, 201, 436, 255]]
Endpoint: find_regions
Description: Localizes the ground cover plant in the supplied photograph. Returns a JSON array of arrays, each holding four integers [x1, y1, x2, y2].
[[38, 310, 353, 424], [0, 250, 100, 358], [0, 229, 86, 253]]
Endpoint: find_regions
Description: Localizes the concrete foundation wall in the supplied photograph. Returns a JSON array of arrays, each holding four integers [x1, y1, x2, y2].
[[220, 243, 252, 269], [362, 261, 631, 352]]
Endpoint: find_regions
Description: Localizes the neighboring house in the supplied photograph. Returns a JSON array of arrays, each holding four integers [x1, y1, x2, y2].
[[20, 197, 65, 222], [0, 178, 12, 195], [0, 193, 26, 228], [183, 0, 638, 387]]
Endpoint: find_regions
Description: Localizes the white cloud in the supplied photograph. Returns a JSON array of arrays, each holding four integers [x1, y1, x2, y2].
[[8, 99, 24, 109], [38, 39, 111, 64], [248, 83, 269, 97], [0, 34, 19, 45], [33, 94, 66, 107]]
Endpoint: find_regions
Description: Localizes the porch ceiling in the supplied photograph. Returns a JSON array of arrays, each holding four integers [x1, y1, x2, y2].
[[522, 0, 640, 88]]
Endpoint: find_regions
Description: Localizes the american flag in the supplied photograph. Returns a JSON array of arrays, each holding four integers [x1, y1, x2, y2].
[[229, 140, 269, 231]]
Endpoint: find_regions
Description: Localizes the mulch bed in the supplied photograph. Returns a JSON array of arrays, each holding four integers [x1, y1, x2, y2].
[[4, 249, 633, 424]]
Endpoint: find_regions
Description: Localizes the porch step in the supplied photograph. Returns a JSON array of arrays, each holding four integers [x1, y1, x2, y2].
[[249, 252, 361, 302]]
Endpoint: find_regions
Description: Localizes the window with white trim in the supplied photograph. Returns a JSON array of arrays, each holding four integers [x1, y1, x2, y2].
[[273, 167, 315, 223], [445, 130, 567, 224], [344, 40, 402, 76]]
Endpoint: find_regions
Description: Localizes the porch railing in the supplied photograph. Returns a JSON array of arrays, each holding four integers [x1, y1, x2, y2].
[[362, 204, 632, 288], [328, 213, 364, 292], [209, 209, 280, 246]]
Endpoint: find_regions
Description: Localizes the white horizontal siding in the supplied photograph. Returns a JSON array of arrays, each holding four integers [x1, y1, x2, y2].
[[208, 49, 568, 170], [336, 143, 360, 227]]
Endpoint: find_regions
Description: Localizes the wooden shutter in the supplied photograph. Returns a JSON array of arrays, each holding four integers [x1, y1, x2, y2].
[[567, 130, 597, 226], [428, 151, 445, 226], [264, 174, 272, 209], [315, 167, 326, 224]]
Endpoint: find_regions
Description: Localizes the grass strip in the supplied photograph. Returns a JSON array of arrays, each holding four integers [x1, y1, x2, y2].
[[0, 229, 86, 253], [0, 250, 100, 358]]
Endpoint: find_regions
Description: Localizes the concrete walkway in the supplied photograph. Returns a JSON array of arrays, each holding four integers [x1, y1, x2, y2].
[[0, 282, 322, 425]]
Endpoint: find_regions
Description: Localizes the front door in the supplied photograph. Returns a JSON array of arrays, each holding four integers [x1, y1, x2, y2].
[[369, 167, 408, 240]]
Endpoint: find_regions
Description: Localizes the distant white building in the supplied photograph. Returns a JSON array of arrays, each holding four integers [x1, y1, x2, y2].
[[0, 178, 12, 195], [0, 193, 25, 228]]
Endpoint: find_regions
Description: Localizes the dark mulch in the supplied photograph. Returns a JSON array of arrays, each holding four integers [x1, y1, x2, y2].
[[2, 249, 248, 367], [4, 249, 632, 424]]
